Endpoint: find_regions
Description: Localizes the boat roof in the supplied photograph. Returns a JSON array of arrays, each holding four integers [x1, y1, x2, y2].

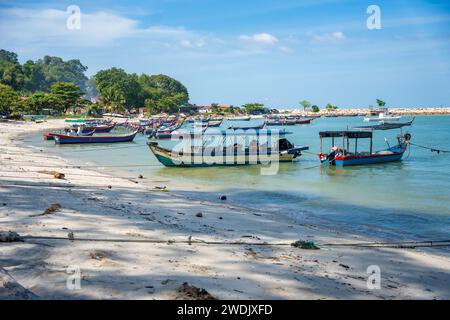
[[171, 128, 292, 137], [319, 131, 373, 139]]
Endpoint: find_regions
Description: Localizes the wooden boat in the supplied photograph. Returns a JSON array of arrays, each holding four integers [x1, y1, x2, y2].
[[43, 130, 96, 140], [147, 129, 309, 167], [266, 119, 297, 126], [318, 122, 412, 166], [54, 131, 138, 144], [293, 118, 314, 124], [81, 123, 116, 133], [193, 120, 222, 128], [227, 116, 251, 121], [227, 123, 266, 130]]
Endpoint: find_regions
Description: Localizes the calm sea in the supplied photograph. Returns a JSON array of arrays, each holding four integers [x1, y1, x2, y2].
[[23, 115, 450, 243]]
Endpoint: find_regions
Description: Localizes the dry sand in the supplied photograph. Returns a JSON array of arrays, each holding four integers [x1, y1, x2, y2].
[[1, 119, 450, 299]]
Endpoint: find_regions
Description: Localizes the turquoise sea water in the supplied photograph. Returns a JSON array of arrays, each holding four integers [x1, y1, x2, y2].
[[23, 115, 450, 242]]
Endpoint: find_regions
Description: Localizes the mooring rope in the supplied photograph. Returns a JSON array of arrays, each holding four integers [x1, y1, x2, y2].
[[409, 142, 450, 154]]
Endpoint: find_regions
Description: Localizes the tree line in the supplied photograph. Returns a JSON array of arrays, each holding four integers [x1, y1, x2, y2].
[[0, 49, 189, 116]]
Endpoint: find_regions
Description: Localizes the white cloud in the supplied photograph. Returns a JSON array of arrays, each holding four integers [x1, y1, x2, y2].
[[0, 7, 204, 48], [311, 31, 346, 43], [239, 33, 279, 45]]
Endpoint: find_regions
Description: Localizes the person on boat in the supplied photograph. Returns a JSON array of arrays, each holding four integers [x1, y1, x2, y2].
[[76, 125, 83, 136], [327, 146, 339, 165]]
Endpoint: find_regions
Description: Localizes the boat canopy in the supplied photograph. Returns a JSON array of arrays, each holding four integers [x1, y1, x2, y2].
[[172, 128, 292, 137], [319, 131, 373, 139]]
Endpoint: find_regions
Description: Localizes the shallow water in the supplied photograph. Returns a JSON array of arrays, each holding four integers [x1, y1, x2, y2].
[[23, 115, 450, 242]]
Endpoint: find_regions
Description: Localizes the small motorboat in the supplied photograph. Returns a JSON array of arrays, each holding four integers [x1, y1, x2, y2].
[[227, 116, 251, 121], [54, 131, 138, 144], [364, 112, 402, 122], [43, 130, 96, 141], [147, 129, 309, 167], [266, 120, 297, 126]]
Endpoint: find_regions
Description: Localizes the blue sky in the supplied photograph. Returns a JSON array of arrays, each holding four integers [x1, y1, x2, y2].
[[1, 0, 449, 108]]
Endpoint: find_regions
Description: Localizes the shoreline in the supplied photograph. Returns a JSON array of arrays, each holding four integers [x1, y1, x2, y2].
[[1, 120, 450, 299]]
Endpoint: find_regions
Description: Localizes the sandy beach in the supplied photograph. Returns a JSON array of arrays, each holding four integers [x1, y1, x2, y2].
[[1, 119, 450, 300]]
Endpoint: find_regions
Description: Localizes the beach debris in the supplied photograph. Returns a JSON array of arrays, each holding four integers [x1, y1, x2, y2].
[[196, 212, 203, 218], [0, 231, 22, 242], [138, 174, 144, 179], [291, 240, 320, 250], [37, 170, 65, 179], [68, 232, 75, 241], [0, 268, 38, 300], [176, 282, 216, 300], [219, 195, 227, 201], [107, 185, 112, 189], [339, 263, 350, 270], [89, 251, 107, 261], [154, 185, 168, 192], [30, 203, 62, 217], [244, 248, 258, 259], [188, 235, 192, 245]]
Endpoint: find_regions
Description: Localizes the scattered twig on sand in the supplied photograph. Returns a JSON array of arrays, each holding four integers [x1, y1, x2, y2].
[[37, 170, 65, 179], [176, 282, 216, 300], [29, 203, 62, 217]]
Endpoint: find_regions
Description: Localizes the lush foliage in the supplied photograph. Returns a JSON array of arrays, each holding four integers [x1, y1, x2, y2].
[[376, 99, 386, 107], [93, 68, 189, 114], [50, 82, 84, 113], [299, 100, 311, 111], [0, 84, 21, 115], [0, 49, 88, 93], [311, 105, 320, 113], [325, 103, 338, 111], [242, 103, 266, 114]]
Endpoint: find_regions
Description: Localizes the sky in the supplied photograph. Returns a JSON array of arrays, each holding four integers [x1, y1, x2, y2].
[[1, 0, 449, 108]]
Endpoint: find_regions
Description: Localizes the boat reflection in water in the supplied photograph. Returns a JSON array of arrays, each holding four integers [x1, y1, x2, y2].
[[147, 128, 309, 167]]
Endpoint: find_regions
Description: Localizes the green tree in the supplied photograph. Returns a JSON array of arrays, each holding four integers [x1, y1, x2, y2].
[[311, 105, 320, 113], [242, 103, 265, 114], [299, 100, 311, 112], [376, 99, 386, 107], [50, 82, 83, 113], [94, 68, 141, 111], [0, 50, 25, 91], [0, 84, 20, 115]]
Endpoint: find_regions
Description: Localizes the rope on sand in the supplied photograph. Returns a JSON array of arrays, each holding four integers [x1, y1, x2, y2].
[[19, 235, 450, 250]]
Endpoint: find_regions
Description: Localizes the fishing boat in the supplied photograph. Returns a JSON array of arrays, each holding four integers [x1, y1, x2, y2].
[[147, 129, 309, 167], [266, 119, 297, 126], [54, 131, 138, 144], [227, 116, 251, 121], [318, 120, 413, 166], [81, 123, 116, 133], [293, 118, 314, 124], [363, 112, 402, 122], [227, 123, 266, 130], [65, 118, 96, 123], [193, 120, 223, 128], [43, 130, 96, 141]]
